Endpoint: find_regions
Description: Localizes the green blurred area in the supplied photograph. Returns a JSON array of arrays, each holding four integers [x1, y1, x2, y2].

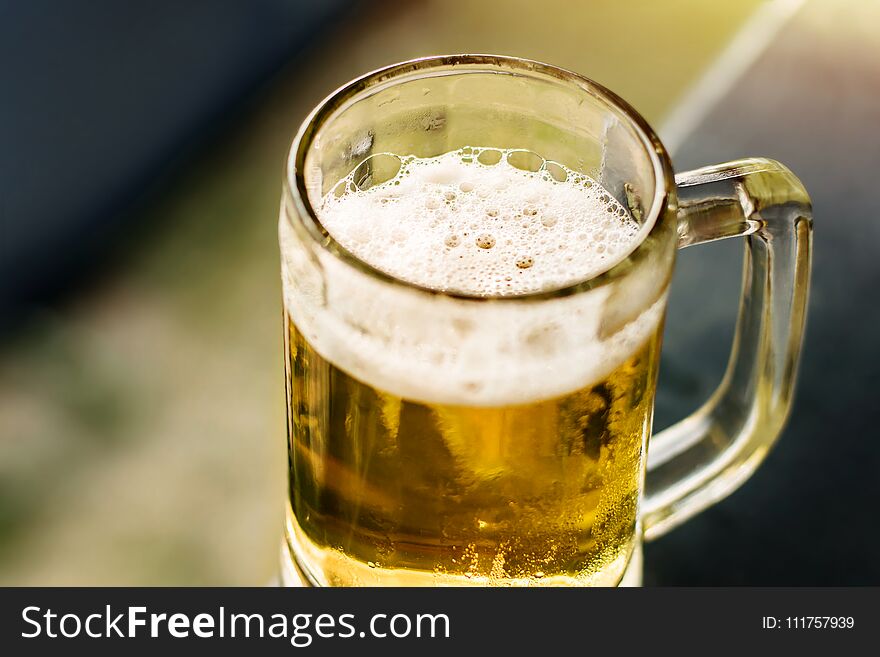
[[0, 0, 762, 584]]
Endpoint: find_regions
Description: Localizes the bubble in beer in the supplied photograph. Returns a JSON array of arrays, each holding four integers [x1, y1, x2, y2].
[[316, 147, 640, 296], [544, 161, 567, 182], [475, 234, 496, 249], [506, 149, 543, 172], [477, 148, 502, 165]]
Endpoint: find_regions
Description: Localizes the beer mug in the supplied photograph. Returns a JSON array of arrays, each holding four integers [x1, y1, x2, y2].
[[278, 55, 812, 586]]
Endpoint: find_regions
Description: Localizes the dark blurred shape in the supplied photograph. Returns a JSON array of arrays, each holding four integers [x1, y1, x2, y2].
[[0, 0, 351, 322]]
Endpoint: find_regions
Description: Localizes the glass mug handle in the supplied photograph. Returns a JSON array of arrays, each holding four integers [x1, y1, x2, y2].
[[643, 158, 813, 540]]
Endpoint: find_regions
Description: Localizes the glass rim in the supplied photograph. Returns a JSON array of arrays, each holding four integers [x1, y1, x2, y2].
[[284, 54, 674, 302]]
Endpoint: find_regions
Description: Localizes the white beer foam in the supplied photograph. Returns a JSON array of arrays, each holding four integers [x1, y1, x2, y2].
[[281, 148, 665, 406], [318, 148, 639, 296]]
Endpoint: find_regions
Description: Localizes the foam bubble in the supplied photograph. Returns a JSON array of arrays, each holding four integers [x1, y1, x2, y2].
[[317, 148, 640, 296]]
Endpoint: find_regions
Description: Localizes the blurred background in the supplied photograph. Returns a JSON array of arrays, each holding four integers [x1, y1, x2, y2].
[[1, 0, 878, 585]]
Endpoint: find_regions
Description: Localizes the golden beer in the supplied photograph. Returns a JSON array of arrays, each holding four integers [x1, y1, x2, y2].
[[284, 317, 662, 586]]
